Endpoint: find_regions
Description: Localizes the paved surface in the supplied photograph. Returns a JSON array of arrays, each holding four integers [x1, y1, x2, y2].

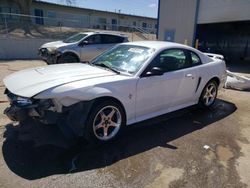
[[0, 60, 250, 188]]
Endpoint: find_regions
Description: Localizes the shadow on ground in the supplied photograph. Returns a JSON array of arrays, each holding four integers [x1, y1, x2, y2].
[[2, 99, 237, 180]]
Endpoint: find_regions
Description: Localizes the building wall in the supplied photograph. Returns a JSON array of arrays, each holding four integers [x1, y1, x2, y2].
[[198, 0, 250, 24], [158, 0, 198, 46], [0, 37, 52, 59], [0, 1, 157, 33], [30, 2, 157, 32]]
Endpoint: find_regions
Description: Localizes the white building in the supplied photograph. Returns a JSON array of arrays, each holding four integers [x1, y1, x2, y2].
[[158, 0, 250, 63], [0, 0, 157, 33]]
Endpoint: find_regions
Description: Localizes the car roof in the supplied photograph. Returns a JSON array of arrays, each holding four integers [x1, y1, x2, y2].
[[80, 31, 127, 38], [122, 41, 195, 51], [121, 41, 214, 64]]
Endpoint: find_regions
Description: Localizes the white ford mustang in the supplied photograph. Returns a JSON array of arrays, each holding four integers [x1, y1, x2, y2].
[[3, 41, 226, 143]]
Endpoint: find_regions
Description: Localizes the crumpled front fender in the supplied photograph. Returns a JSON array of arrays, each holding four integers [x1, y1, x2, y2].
[[58, 100, 94, 138], [35, 85, 113, 107]]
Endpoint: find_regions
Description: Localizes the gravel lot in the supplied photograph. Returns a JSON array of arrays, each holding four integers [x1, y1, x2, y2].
[[0, 60, 250, 188]]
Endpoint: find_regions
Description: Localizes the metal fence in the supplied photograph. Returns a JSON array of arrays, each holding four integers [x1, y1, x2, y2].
[[0, 12, 156, 40]]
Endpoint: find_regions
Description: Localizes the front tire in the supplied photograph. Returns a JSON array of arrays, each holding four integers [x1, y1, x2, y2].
[[84, 100, 126, 144], [57, 54, 79, 64], [199, 80, 218, 108]]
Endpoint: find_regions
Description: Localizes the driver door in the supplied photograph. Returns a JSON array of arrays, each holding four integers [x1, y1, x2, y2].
[[135, 50, 182, 121], [135, 49, 197, 121]]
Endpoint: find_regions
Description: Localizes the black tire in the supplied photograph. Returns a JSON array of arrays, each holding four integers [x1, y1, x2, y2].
[[199, 80, 218, 108], [84, 100, 126, 144], [57, 54, 79, 64]]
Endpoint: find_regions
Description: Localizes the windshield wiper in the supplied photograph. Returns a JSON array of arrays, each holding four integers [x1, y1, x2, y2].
[[94, 63, 120, 74]]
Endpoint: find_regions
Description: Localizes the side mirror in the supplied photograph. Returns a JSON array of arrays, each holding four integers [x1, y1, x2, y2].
[[79, 40, 88, 47], [145, 67, 164, 77]]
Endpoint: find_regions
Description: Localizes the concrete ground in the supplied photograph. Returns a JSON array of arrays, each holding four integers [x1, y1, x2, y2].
[[0, 60, 250, 188]]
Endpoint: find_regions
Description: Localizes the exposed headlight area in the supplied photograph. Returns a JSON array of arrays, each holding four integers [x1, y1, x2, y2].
[[39, 48, 49, 57], [16, 96, 33, 106], [5, 89, 34, 107], [4, 89, 59, 124], [47, 47, 57, 53], [38, 48, 62, 64], [39, 47, 59, 58]]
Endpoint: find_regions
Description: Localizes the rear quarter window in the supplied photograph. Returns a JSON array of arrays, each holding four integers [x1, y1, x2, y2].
[[102, 35, 125, 44], [191, 52, 202, 66]]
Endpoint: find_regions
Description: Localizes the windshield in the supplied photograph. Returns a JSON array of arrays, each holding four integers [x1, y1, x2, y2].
[[63, 33, 88, 43], [91, 45, 154, 75]]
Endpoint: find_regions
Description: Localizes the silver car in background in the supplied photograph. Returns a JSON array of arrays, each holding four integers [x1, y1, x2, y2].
[[39, 32, 128, 64]]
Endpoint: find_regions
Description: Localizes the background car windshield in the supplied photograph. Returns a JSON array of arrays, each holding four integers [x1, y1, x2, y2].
[[63, 33, 87, 43], [91, 45, 154, 74]]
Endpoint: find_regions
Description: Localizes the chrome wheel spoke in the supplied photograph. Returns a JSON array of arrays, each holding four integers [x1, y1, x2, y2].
[[208, 86, 213, 93], [109, 121, 118, 128], [205, 96, 209, 105], [99, 111, 106, 119], [107, 109, 116, 119], [94, 122, 104, 130], [103, 126, 108, 137], [206, 88, 211, 94]]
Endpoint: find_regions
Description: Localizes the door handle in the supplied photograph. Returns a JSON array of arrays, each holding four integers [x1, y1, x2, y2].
[[185, 74, 193, 77]]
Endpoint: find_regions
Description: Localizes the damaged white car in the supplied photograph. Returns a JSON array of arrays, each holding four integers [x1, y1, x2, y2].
[[3, 41, 227, 143]]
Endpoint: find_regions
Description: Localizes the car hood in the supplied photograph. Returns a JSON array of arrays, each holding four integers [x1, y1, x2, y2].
[[3, 63, 117, 97], [40, 41, 73, 49]]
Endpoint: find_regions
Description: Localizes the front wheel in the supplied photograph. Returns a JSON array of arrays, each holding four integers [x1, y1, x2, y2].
[[57, 54, 79, 64], [199, 80, 218, 108], [84, 101, 126, 144]]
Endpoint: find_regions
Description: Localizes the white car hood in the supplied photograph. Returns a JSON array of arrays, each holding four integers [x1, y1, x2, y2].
[[40, 41, 72, 48], [4, 63, 117, 97]]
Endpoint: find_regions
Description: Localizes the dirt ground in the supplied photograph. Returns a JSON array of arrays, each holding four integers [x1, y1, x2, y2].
[[0, 60, 250, 188]]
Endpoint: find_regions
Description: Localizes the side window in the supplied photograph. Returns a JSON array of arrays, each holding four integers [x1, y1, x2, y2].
[[155, 49, 188, 72], [102, 35, 124, 44], [191, 52, 202, 66], [86, 34, 101, 44]]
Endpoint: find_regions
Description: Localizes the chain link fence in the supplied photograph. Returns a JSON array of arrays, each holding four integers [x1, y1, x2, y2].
[[0, 13, 156, 41]]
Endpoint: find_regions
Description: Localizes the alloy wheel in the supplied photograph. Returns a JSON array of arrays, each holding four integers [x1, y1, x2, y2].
[[92, 105, 122, 141], [203, 82, 217, 106]]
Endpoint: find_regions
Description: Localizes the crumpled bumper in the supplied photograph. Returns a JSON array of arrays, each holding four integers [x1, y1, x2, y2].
[[4, 103, 60, 124], [38, 48, 60, 64], [4, 89, 60, 124], [4, 105, 28, 122]]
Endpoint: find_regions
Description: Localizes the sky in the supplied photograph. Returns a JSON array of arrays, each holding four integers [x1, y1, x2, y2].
[[42, 0, 158, 18]]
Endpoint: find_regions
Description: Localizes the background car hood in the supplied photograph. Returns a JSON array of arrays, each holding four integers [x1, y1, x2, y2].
[[40, 41, 73, 48], [3, 63, 116, 97]]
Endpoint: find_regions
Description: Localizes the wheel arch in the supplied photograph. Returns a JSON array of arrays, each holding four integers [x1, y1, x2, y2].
[[209, 77, 220, 86], [60, 51, 80, 62], [200, 76, 220, 96]]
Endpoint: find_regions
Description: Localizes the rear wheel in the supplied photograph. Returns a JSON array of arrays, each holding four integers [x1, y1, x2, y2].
[[199, 80, 218, 108], [84, 100, 125, 144], [57, 54, 79, 64]]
